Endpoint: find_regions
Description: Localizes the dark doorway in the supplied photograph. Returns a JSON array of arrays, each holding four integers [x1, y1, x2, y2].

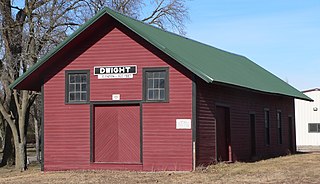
[[250, 114, 256, 157], [216, 106, 231, 162], [288, 116, 294, 153]]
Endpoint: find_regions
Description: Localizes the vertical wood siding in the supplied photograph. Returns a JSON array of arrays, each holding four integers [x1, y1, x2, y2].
[[43, 18, 193, 171], [196, 79, 295, 166]]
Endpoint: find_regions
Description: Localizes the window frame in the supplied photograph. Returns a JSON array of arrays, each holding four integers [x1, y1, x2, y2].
[[308, 123, 320, 133], [277, 110, 283, 144], [65, 70, 90, 104], [249, 113, 256, 157], [264, 109, 270, 146], [143, 67, 169, 103]]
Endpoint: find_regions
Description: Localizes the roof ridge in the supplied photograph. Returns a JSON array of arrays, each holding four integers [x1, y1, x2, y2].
[[106, 7, 246, 60], [105, 7, 215, 82]]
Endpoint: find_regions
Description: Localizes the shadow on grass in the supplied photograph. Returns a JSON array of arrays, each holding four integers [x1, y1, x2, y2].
[[239, 151, 312, 164]]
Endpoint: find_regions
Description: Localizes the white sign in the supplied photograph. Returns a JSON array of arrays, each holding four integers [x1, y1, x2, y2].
[[94, 65, 137, 79], [176, 119, 191, 129], [112, 94, 120, 101], [98, 74, 133, 79]]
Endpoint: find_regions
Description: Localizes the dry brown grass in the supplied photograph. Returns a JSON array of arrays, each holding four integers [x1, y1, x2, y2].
[[0, 153, 319, 184]]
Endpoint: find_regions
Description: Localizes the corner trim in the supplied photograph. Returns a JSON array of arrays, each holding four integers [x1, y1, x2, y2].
[[41, 85, 44, 171], [140, 104, 143, 163], [90, 104, 94, 162], [192, 77, 197, 171]]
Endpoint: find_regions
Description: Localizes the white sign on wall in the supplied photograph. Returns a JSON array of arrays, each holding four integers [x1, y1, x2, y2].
[[94, 65, 137, 79], [176, 119, 192, 129], [112, 94, 120, 101]]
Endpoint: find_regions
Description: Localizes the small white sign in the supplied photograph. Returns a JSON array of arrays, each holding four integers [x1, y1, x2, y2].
[[176, 119, 191, 129], [98, 73, 133, 79], [112, 94, 120, 101]]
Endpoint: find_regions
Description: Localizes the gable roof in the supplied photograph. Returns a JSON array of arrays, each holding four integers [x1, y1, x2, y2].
[[303, 88, 320, 93], [10, 7, 311, 101]]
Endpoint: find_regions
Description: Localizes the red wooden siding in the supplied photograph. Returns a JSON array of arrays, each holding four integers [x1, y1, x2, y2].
[[94, 105, 140, 163], [196, 85, 216, 165], [196, 79, 295, 166], [216, 106, 231, 162], [44, 80, 91, 170], [43, 17, 193, 171]]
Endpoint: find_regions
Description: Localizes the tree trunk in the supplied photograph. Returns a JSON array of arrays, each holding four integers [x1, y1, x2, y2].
[[0, 117, 4, 151], [34, 116, 40, 162], [15, 142, 26, 171], [15, 111, 27, 171], [0, 124, 14, 167]]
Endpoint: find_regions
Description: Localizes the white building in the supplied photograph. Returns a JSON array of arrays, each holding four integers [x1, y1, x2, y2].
[[295, 88, 320, 151]]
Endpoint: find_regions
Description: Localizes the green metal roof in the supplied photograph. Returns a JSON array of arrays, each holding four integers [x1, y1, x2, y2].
[[10, 7, 311, 101]]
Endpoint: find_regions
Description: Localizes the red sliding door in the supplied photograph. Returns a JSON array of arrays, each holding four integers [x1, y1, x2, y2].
[[94, 104, 140, 163]]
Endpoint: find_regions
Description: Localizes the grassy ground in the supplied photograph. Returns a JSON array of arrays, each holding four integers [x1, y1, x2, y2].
[[0, 153, 319, 184]]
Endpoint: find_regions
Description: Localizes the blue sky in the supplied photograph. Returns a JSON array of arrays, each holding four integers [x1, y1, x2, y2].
[[185, 0, 320, 90], [13, 1, 318, 90]]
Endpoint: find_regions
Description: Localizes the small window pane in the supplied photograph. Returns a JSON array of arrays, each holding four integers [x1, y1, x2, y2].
[[160, 89, 165, 100], [160, 79, 165, 88], [75, 93, 80, 101], [71, 74, 80, 83], [148, 79, 153, 88], [148, 90, 154, 100], [154, 79, 159, 88], [146, 72, 152, 78], [81, 75, 87, 83], [70, 84, 75, 92], [154, 90, 159, 100], [70, 75, 75, 83], [81, 84, 86, 91], [264, 110, 270, 145], [160, 72, 165, 78], [264, 111, 269, 128], [154, 72, 160, 78], [76, 84, 80, 91], [69, 93, 75, 101], [81, 92, 87, 101]]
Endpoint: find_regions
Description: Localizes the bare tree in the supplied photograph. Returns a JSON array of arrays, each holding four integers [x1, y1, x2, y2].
[[141, 0, 188, 35], [29, 97, 41, 163], [86, 0, 189, 34], [0, 0, 188, 171], [0, 0, 91, 171]]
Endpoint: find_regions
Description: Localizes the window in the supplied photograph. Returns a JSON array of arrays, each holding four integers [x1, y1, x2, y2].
[[277, 111, 282, 144], [288, 116, 294, 152], [250, 113, 256, 157], [264, 109, 270, 145], [308, 123, 320, 133], [65, 70, 90, 103], [143, 68, 169, 102]]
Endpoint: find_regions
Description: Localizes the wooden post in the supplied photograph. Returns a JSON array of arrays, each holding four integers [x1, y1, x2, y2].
[[193, 141, 196, 171]]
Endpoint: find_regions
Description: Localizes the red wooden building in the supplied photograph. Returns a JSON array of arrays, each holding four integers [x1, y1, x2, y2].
[[11, 8, 311, 171]]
